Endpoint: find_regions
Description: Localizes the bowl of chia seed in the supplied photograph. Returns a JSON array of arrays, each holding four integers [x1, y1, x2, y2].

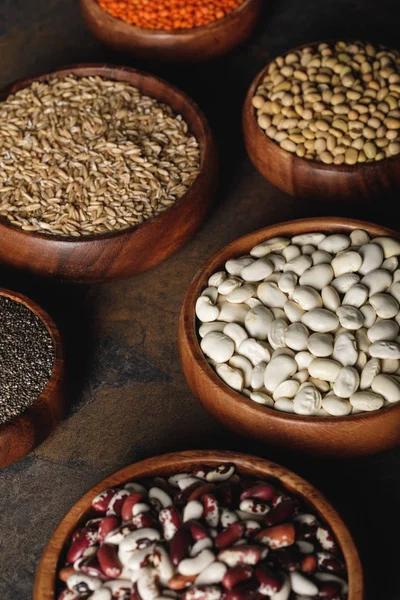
[[0, 288, 64, 468]]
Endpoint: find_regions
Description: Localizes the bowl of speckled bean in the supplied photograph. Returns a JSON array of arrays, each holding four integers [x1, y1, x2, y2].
[[243, 40, 400, 201], [0, 288, 64, 468], [34, 450, 363, 600], [179, 217, 400, 458], [80, 0, 263, 62]]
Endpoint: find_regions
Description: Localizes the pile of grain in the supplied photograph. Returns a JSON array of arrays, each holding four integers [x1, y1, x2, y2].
[[0, 75, 201, 236]]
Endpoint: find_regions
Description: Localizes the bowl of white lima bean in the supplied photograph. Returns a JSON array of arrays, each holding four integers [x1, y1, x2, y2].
[[179, 217, 400, 457], [243, 40, 400, 202]]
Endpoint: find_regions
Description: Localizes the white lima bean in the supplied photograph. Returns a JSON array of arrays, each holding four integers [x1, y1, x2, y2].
[[307, 333, 333, 358], [299, 265, 334, 290], [332, 333, 358, 366], [196, 230, 400, 416]]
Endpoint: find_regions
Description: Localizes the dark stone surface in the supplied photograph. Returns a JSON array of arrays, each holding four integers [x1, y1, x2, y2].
[[0, 1, 399, 598]]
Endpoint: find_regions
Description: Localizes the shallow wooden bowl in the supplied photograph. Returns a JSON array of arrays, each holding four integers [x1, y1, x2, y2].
[[243, 42, 400, 201], [0, 65, 218, 283], [34, 449, 364, 599], [0, 288, 64, 468], [179, 217, 400, 458], [80, 0, 263, 62]]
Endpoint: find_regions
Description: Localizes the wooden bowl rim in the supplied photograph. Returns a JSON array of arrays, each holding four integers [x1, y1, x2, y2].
[[180, 216, 400, 425], [0, 63, 213, 244], [33, 450, 363, 600], [81, 0, 258, 37], [0, 288, 64, 440], [244, 38, 400, 174]]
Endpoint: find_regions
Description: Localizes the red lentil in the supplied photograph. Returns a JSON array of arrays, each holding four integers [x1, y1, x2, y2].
[[97, 0, 245, 30]]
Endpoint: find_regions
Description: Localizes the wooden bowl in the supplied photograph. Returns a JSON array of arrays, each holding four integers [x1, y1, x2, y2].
[[243, 42, 400, 202], [33, 449, 364, 599], [0, 288, 64, 468], [80, 0, 263, 62], [0, 65, 218, 283], [179, 217, 400, 458]]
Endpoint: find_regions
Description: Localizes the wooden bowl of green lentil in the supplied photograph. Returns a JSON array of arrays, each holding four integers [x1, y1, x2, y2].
[[0, 65, 218, 283], [80, 0, 263, 62], [0, 288, 64, 468], [243, 40, 400, 201]]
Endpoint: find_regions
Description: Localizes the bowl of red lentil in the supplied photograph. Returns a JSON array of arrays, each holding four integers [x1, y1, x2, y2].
[[0, 64, 218, 283], [80, 0, 263, 62], [0, 288, 64, 468]]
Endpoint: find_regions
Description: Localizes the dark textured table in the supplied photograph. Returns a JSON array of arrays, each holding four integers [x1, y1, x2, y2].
[[0, 1, 399, 598]]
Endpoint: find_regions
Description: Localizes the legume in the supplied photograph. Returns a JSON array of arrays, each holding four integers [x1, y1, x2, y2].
[[58, 463, 348, 600], [252, 41, 400, 164], [0, 295, 54, 424], [196, 229, 400, 416], [97, 0, 244, 30], [0, 75, 200, 236]]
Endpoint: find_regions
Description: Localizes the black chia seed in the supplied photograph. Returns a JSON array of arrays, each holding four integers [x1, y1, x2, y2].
[[0, 295, 55, 425]]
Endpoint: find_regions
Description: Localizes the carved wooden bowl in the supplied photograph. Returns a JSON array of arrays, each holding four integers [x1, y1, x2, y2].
[[34, 450, 364, 599], [243, 42, 400, 201], [0, 65, 218, 283], [0, 288, 64, 468], [80, 0, 263, 62], [179, 217, 400, 458]]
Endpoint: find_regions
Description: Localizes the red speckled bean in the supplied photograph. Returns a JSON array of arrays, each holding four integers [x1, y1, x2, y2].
[[98, 517, 120, 544], [131, 512, 158, 530], [159, 506, 181, 541], [256, 523, 295, 549], [121, 493, 146, 522], [217, 545, 262, 567], [97, 543, 122, 578], [317, 552, 346, 575], [215, 523, 244, 550], [255, 562, 281, 594], [188, 483, 216, 502], [202, 494, 220, 527], [67, 528, 98, 564], [170, 527, 192, 566], [240, 483, 276, 502], [264, 500, 297, 527], [79, 556, 108, 581], [189, 521, 209, 541], [317, 527, 339, 553], [222, 565, 253, 590], [92, 489, 119, 512]]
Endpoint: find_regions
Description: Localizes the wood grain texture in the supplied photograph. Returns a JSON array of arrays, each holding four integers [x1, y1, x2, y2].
[[0, 289, 64, 468], [80, 0, 263, 62], [243, 42, 400, 201], [0, 65, 218, 283], [33, 449, 364, 600], [179, 217, 400, 458]]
